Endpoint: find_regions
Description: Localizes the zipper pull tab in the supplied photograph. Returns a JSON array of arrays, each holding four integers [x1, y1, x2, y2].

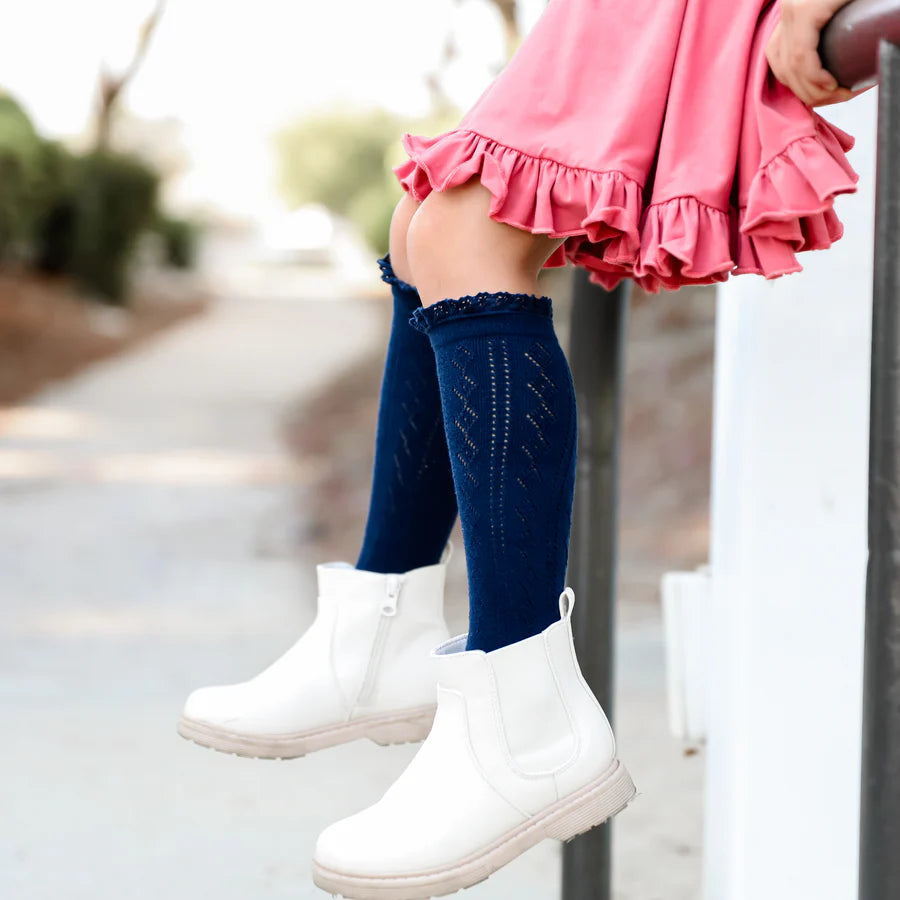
[[382, 575, 401, 616]]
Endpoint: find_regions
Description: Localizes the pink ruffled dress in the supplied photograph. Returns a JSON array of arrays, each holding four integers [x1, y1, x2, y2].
[[394, 0, 859, 293]]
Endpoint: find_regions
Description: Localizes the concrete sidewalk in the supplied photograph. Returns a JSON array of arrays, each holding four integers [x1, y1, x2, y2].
[[0, 284, 702, 900]]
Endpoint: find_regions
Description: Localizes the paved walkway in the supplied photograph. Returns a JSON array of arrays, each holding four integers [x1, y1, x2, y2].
[[0, 281, 702, 899]]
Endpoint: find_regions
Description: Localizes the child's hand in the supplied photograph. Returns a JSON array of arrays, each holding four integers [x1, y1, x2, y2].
[[766, 0, 857, 107]]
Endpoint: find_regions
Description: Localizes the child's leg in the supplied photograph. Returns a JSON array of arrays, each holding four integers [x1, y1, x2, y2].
[[178, 198, 469, 759], [407, 177, 561, 305], [313, 178, 635, 898], [385, 191, 418, 286], [356, 178, 562, 580], [406, 178, 574, 652], [355, 194, 458, 574]]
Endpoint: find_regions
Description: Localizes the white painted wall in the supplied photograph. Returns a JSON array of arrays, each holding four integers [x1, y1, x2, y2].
[[662, 569, 712, 742], [703, 91, 878, 900]]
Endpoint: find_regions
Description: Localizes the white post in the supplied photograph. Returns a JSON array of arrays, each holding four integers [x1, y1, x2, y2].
[[703, 92, 877, 900]]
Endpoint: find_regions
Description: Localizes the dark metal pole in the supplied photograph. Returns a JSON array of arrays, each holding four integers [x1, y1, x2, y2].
[[859, 38, 900, 900], [562, 268, 629, 900]]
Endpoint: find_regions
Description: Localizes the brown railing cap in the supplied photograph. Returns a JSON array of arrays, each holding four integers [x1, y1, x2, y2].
[[820, 0, 900, 88]]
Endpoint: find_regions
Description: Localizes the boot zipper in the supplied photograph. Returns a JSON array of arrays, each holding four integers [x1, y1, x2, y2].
[[355, 574, 402, 707]]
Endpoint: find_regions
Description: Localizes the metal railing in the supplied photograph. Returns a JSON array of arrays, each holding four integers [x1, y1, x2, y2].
[[563, 3, 900, 898], [821, 3, 900, 899], [563, 273, 629, 900]]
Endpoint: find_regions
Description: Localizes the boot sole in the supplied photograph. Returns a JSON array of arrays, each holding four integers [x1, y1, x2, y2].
[[312, 758, 636, 899], [177, 705, 436, 760]]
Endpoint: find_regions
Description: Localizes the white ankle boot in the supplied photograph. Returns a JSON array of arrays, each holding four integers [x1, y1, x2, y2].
[[178, 548, 452, 759], [313, 588, 635, 899]]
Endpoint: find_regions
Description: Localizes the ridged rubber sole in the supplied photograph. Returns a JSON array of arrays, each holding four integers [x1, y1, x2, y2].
[[177, 705, 436, 760], [312, 759, 636, 899]]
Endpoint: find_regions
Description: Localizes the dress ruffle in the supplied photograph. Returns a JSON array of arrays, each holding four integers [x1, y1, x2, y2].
[[634, 198, 734, 293], [392, 0, 860, 294], [395, 129, 643, 275], [395, 116, 858, 294], [736, 122, 857, 278]]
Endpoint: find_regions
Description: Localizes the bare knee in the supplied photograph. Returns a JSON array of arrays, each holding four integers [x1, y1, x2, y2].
[[406, 179, 563, 306], [406, 180, 497, 276], [387, 192, 420, 286]]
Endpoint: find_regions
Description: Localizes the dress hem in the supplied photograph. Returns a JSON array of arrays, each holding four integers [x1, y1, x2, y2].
[[394, 120, 858, 294]]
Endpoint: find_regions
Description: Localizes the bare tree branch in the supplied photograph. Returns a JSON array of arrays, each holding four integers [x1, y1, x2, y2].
[[485, 0, 522, 59], [95, 0, 166, 151], [424, 0, 463, 115], [425, 0, 524, 114]]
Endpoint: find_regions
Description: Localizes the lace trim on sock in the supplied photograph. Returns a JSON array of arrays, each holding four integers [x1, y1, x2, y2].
[[377, 254, 418, 295], [409, 292, 552, 334]]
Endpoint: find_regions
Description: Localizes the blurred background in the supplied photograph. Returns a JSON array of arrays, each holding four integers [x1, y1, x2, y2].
[[1, 2, 711, 898]]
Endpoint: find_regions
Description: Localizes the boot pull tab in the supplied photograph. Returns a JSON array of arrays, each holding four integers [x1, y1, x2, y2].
[[559, 587, 576, 619], [439, 540, 454, 566], [382, 575, 402, 616]]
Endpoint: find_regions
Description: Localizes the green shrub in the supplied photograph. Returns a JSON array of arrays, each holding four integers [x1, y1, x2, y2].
[[153, 215, 199, 269], [0, 94, 46, 258], [347, 181, 396, 257], [277, 109, 400, 213], [33, 140, 80, 274], [276, 108, 405, 254], [0, 93, 170, 303], [69, 151, 159, 303], [275, 107, 463, 256]]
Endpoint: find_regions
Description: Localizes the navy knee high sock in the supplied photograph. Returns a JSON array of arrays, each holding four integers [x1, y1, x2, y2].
[[410, 292, 577, 653], [355, 256, 458, 574]]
